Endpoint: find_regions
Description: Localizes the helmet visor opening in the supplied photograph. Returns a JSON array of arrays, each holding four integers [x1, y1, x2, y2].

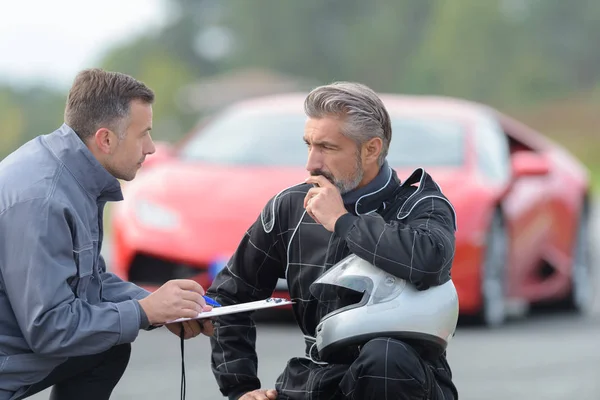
[[309, 255, 406, 305]]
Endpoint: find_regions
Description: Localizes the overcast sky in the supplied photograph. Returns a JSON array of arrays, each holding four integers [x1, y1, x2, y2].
[[0, 0, 169, 89]]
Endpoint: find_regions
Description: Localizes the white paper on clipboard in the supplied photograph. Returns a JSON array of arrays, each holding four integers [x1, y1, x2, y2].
[[167, 298, 294, 323]]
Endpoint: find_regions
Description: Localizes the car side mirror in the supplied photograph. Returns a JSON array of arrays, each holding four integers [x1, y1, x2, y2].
[[511, 151, 550, 178]]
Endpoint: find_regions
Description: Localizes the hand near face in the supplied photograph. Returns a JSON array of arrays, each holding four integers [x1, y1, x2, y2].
[[304, 175, 348, 231]]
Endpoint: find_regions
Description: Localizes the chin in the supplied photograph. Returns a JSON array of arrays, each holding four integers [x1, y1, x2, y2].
[[115, 171, 136, 182], [337, 179, 361, 194]]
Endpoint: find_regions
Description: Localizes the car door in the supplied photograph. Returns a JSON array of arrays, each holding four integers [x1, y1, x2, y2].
[[472, 113, 521, 299], [496, 119, 554, 300]]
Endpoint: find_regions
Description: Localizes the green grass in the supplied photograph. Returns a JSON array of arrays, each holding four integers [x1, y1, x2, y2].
[[103, 203, 115, 238], [553, 143, 600, 196], [589, 164, 600, 195], [508, 95, 600, 196]]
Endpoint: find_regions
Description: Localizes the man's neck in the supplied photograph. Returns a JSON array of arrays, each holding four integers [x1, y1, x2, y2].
[[355, 165, 380, 190], [341, 161, 395, 214]]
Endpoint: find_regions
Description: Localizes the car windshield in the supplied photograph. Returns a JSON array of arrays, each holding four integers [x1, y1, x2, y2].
[[178, 108, 466, 167]]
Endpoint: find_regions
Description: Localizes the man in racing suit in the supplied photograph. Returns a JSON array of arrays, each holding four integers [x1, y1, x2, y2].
[[207, 82, 459, 400]]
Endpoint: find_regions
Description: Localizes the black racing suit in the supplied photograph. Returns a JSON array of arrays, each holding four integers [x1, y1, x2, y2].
[[207, 164, 459, 400]]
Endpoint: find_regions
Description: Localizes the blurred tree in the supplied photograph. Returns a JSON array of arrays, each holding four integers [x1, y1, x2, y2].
[[0, 86, 64, 158], [404, 0, 560, 106], [96, 0, 236, 140], [100, 38, 201, 141], [0, 90, 25, 158], [94, 0, 600, 123], [218, 0, 437, 92], [528, 0, 600, 92], [330, 0, 437, 92], [13, 88, 65, 141], [3, 0, 600, 158]]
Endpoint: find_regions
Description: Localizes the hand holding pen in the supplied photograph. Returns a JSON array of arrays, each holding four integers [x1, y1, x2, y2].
[[203, 295, 221, 307], [138, 279, 212, 325]]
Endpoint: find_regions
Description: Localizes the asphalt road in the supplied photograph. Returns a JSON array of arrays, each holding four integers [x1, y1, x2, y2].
[[29, 206, 600, 400]]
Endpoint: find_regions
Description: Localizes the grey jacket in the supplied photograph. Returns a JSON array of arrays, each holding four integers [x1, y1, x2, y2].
[[0, 124, 150, 399]]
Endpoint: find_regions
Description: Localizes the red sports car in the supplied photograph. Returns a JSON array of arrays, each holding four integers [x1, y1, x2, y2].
[[108, 93, 594, 327]]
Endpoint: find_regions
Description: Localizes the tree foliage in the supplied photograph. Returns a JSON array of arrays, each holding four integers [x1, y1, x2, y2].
[[1, 0, 599, 157]]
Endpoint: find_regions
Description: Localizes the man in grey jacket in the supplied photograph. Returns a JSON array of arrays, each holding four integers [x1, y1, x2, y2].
[[0, 68, 213, 400]]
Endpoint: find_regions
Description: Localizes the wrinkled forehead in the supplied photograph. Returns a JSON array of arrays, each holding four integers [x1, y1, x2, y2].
[[303, 116, 350, 144]]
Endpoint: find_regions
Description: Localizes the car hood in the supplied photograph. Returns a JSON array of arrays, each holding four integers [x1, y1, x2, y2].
[[128, 161, 309, 222], [123, 162, 472, 256], [128, 163, 471, 216]]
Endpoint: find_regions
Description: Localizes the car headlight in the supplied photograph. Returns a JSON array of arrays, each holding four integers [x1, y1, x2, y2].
[[136, 200, 180, 230]]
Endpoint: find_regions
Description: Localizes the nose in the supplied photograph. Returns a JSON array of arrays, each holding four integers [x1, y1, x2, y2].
[[305, 147, 323, 173], [146, 135, 156, 155]]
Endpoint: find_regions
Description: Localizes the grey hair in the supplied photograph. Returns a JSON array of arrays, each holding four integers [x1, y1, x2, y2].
[[303, 81, 392, 166]]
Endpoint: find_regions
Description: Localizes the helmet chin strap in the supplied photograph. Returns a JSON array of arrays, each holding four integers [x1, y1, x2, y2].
[[304, 335, 329, 365]]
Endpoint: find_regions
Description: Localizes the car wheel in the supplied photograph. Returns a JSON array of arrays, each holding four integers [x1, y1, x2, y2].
[[565, 206, 595, 314], [479, 210, 509, 327]]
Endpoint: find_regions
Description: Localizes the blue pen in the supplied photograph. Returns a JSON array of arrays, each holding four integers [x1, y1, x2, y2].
[[203, 295, 221, 307]]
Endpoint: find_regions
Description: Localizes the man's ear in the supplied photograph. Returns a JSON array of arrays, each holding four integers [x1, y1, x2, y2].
[[362, 137, 383, 165], [93, 128, 116, 155]]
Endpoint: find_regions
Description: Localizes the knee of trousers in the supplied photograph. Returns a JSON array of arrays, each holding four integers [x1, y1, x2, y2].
[[353, 337, 428, 382]]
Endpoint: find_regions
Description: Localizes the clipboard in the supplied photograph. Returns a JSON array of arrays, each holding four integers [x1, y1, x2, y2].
[[167, 298, 294, 323]]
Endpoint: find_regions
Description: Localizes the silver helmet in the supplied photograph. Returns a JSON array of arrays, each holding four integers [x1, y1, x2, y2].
[[309, 254, 459, 362]]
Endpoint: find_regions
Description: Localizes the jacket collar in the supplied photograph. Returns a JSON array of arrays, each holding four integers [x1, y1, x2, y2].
[[43, 123, 123, 202], [342, 161, 399, 215]]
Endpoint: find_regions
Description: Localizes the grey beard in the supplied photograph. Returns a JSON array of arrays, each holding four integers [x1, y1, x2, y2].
[[336, 168, 364, 195]]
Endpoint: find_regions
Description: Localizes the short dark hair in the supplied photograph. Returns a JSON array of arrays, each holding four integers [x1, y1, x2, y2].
[[64, 68, 155, 140]]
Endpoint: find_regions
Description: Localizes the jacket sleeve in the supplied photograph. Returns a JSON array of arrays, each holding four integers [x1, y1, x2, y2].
[[334, 195, 456, 290], [0, 198, 142, 357], [98, 256, 150, 303], [207, 196, 285, 400], [99, 259, 153, 330]]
